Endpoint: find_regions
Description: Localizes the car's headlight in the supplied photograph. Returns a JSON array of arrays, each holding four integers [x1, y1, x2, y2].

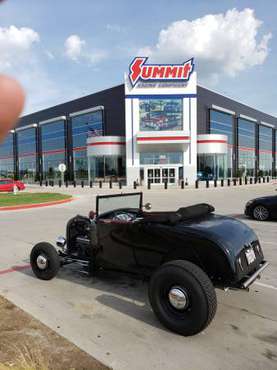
[[246, 200, 254, 207]]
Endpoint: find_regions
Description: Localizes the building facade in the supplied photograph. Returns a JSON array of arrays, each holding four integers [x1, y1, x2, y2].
[[0, 60, 276, 184]]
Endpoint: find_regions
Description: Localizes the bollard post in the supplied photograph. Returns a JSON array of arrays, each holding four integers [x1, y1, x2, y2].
[[39, 180, 42, 187], [258, 177, 261, 184], [181, 180, 185, 189], [245, 177, 248, 185], [58, 180, 62, 187], [267, 176, 270, 183], [254, 177, 257, 184], [45, 180, 48, 187], [164, 180, 168, 189], [81, 181, 84, 188], [99, 180, 102, 189], [233, 179, 237, 186], [133, 181, 137, 190], [227, 179, 230, 186], [206, 180, 209, 188], [109, 180, 112, 189], [148, 180, 151, 190], [263, 177, 265, 183], [239, 178, 242, 186], [214, 179, 217, 188], [185, 178, 188, 186], [119, 180, 122, 189], [250, 177, 253, 185], [73, 180, 76, 188], [195, 180, 199, 189], [221, 179, 224, 187]]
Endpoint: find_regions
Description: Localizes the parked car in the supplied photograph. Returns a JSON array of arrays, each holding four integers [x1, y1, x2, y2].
[[197, 171, 214, 181], [30, 192, 268, 336], [245, 194, 277, 221], [0, 178, 25, 192]]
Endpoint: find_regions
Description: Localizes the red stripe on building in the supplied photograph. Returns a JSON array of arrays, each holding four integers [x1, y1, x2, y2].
[[238, 146, 255, 152], [197, 140, 227, 144], [87, 141, 126, 146], [137, 136, 190, 142], [73, 146, 87, 152], [0, 156, 14, 160], [19, 152, 36, 158], [42, 149, 65, 155], [259, 149, 273, 154]]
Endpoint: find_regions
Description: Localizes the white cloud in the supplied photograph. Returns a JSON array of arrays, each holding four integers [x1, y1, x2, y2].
[[139, 8, 272, 83], [0, 25, 39, 69], [64, 34, 85, 61], [106, 24, 123, 33], [64, 34, 107, 64]]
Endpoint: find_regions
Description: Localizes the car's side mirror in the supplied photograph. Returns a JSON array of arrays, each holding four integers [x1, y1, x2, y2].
[[89, 210, 96, 220], [143, 202, 152, 211]]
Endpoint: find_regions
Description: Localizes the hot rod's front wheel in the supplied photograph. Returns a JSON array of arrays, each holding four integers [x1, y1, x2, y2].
[[30, 242, 60, 280], [148, 260, 217, 336]]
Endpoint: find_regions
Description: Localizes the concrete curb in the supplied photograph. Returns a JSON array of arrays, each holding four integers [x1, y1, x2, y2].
[[0, 197, 73, 211]]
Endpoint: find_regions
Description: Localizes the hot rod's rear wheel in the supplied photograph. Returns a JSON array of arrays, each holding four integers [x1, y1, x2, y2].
[[30, 242, 60, 280], [149, 260, 217, 336]]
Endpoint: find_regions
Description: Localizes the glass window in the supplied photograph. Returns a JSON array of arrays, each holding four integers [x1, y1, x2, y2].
[[238, 118, 256, 177], [72, 110, 103, 181], [259, 125, 273, 176], [0, 132, 14, 178], [210, 110, 233, 177], [197, 154, 227, 180], [17, 127, 37, 182], [140, 152, 183, 165], [89, 156, 125, 181], [139, 99, 183, 131], [41, 120, 66, 180]]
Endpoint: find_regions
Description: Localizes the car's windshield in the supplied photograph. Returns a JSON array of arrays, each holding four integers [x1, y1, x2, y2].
[[96, 192, 142, 215]]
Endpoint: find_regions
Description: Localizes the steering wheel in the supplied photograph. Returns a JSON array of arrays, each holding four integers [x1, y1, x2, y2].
[[112, 211, 136, 222]]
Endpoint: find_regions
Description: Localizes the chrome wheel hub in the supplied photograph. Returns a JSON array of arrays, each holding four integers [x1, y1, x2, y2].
[[168, 286, 188, 310], [36, 255, 48, 270], [254, 206, 269, 221]]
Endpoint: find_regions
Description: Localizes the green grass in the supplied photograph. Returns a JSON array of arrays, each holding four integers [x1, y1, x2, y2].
[[0, 193, 72, 207]]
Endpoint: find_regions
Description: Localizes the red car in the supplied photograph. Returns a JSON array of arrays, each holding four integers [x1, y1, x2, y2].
[[0, 179, 25, 192]]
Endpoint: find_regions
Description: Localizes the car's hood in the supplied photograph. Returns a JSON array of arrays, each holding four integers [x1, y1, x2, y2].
[[174, 214, 258, 261]]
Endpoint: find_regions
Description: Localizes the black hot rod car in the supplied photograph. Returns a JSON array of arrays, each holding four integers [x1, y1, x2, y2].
[[30, 192, 268, 336]]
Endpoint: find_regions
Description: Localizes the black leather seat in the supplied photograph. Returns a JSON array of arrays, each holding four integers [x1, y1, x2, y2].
[[177, 203, 215, 220], [143, 203, 214, 225]]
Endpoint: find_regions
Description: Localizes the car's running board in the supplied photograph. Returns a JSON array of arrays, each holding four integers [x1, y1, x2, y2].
[[241, 261, 269, 289]]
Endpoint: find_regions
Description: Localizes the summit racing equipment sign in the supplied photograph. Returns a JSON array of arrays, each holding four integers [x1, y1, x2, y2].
[[129, 57, 194, 86]]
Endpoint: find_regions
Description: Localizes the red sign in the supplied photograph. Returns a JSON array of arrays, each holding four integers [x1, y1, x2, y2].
[[129, 57, 194, 86]]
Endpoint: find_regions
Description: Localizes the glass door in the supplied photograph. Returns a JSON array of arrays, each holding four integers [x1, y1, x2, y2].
[[168, 168, 176, 183], [147, 167, 177, 184], [147, 168, 161, 184]]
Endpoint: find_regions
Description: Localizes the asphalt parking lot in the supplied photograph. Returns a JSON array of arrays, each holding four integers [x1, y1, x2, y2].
[[0, 183, 276, 370]]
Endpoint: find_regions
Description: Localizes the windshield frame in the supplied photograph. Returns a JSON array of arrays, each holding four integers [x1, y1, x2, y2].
[[96, 192, 143, 216]]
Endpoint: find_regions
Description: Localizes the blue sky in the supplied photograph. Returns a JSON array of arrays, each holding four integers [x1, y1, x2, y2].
[[1, 0, 277, 116]]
